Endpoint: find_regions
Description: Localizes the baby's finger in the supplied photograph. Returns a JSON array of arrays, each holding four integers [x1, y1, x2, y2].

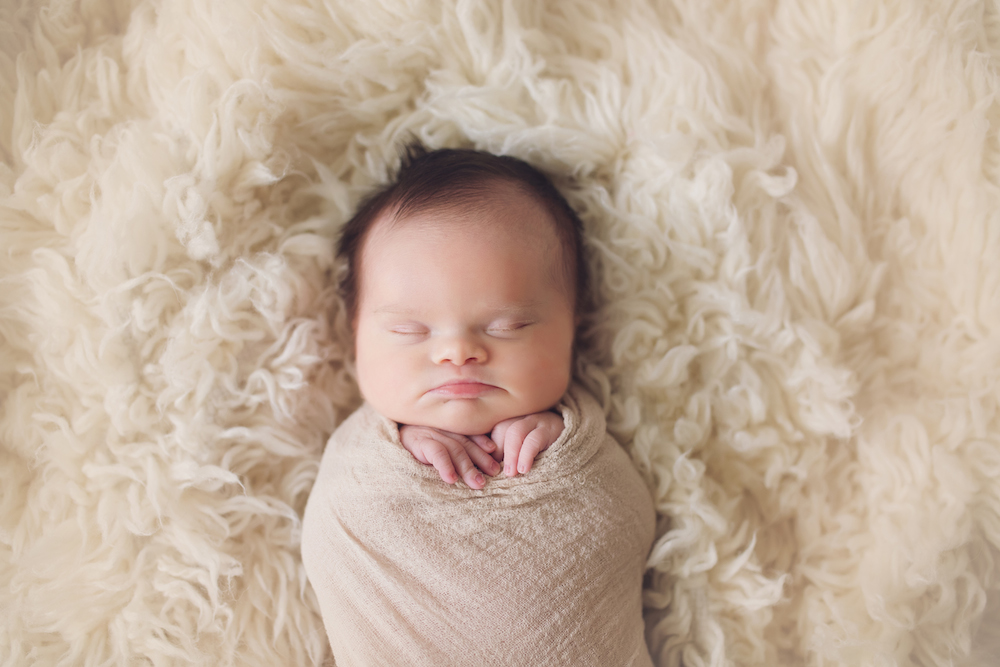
[[470, 434, 496, 454], [442, 438, 486, 490], [490, 420, 514, 456], [516, 427, 547, 475], [423, 440, 459, 484], [485, 433, 504, 463], [464, 437, 501, 478], [501, 419, 536, 477]]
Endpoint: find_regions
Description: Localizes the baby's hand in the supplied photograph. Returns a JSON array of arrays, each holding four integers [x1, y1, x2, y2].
[[398, 425, 502, 490], [490, 411, 565, 478]]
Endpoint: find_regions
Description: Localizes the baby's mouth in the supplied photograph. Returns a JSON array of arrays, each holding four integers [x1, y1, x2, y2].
[[427, 380, 498, 398]]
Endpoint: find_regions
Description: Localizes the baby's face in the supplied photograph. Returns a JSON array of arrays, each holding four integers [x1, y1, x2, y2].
[[354, 191, 575, 435]]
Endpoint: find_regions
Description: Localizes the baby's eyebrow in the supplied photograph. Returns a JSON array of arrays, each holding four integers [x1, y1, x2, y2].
[[371, 302, 541, 318], [372, 305, 418, 316], [483, 303, 541, 319]]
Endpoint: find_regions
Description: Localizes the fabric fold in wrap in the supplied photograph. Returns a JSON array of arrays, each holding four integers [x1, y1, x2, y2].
[[301, 385, 656, 666]]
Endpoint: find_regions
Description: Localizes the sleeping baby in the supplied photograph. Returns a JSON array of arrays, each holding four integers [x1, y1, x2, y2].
[[301, 145, 656, 666]]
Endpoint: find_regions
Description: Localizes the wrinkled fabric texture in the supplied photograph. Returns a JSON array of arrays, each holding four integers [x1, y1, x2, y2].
[[301, 386, 656, 667]]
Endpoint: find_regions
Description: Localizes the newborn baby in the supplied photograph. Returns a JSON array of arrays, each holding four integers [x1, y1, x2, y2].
[[301, 146, 656, 666]]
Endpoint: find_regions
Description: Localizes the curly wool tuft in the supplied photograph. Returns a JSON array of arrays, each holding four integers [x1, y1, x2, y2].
[[1, 1, 998, 665]]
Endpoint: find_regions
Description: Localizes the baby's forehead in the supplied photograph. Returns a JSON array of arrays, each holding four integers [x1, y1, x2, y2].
[[353, 184, 577, 314], [367, 184, 562, 253]]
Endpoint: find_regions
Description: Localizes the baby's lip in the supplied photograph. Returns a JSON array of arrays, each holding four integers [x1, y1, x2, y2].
[[428, 379, 498, 398]]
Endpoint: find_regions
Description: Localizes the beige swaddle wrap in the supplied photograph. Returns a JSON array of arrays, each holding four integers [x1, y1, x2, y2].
[[301, 385, 656, 666]]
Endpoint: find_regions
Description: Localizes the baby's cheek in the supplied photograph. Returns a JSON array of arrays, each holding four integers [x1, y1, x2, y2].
[[517, 349, 571, 408], [356, 342, 407, 416]]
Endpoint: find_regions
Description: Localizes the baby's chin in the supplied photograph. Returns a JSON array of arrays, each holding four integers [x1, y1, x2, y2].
[[388, 401, 526, 437], [409, 408, 510, 437]]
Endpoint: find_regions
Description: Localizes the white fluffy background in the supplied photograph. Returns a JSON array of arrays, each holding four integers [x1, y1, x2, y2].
[[1, 0, 999, 665]]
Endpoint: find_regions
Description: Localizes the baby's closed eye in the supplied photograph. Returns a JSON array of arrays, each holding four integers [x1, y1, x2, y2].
[[485, 321, 534, 337], [389, 323, 429, 336]]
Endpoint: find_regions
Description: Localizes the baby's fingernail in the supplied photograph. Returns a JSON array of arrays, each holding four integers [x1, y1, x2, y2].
[[474, 474, 484, 485], [518, 463, 526, 474]]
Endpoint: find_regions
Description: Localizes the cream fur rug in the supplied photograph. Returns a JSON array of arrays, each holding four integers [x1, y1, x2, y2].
[[2, 1, 999, 665]]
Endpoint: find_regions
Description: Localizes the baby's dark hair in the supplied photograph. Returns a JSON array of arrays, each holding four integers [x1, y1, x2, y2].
[[336, 143, 589, 325]]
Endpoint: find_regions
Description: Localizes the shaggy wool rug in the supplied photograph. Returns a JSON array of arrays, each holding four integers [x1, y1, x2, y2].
[[2, 0, 999, 665]]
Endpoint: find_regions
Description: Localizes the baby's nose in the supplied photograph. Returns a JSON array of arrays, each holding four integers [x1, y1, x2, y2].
[[431, 334, 487, 366]]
